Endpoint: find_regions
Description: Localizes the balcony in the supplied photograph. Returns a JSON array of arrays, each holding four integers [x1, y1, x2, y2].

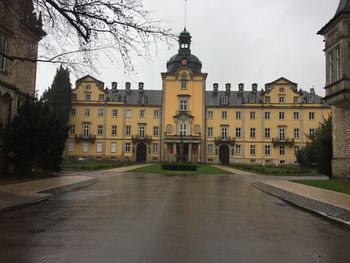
[[131, 135, 152, 144], [272, 137, 294, 147], [214, 136, 235, 146], [75, 134, 96, 143]]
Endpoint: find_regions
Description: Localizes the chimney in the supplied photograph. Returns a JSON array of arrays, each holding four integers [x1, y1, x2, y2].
[[265, 84, 271, 92], [213, 83, 219, 95], [225, 83, 231, 93], [125, 82, 131, 94], [112, 82, 118, 91], [310, 88, 315, 95], [138, 82, 144, 92], [252, 83, 258, 93]]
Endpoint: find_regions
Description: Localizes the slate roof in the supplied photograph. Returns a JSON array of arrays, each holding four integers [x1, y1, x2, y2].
[[318, 0, 350, 34], [104, 89, 328, 107]]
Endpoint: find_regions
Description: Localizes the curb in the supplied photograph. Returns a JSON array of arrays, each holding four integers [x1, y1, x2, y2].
[[254, 182, 350, 227], [0, 178, 99, 213]]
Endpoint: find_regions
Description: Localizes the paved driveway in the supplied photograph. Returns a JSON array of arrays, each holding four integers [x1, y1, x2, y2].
[[0, 170, 349, 263]]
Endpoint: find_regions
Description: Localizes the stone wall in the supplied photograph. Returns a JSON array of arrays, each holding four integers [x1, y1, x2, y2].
[[332, 107, 350, 182]]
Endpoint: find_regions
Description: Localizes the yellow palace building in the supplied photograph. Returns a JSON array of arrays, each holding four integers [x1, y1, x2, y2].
[[66, 29, 331, 165]]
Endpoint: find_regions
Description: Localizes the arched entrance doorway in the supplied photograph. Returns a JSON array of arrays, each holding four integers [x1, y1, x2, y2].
[[136, 143, 147, 163], [219, 144, 230, 165]]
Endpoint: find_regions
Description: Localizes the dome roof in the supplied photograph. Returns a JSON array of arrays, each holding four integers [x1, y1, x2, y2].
[[166, 29, 202, 73]]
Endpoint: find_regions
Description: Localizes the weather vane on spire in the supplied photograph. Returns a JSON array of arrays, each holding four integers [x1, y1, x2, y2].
[[184, 0, 188, 30]]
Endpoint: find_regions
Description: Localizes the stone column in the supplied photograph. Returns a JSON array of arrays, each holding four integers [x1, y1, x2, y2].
[[198, 144, 201, 163], [173, 143, 177, 162], [188, 143, 192, 163], [164, 143, 168, 162]]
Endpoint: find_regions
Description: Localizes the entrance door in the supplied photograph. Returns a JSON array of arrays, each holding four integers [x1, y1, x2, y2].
[[136, 143, 147, 163], [219, 145, 230, 165]]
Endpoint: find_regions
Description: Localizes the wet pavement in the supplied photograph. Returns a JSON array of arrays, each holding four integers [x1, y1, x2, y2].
[[0, 171, 350, 263]]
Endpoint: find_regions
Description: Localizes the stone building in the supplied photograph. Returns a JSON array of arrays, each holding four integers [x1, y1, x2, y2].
[[0, 0, 45, 126], [318, 0, 350, 182], [66, 29, 330, 164]]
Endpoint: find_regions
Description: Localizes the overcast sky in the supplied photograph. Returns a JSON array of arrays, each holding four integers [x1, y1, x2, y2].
[[35, 0, 339, 96]]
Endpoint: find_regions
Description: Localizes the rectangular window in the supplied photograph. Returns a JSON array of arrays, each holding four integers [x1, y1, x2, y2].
[[140, 109, 146, 118], [70, 108, 76, 116], [85, 94, 91, 101], [126, 110, 132, 118], [208, 111, 214, 119], [207, 144, 213, 155], [125, 125, 131, 136], [250, 128, 256, 139], [96, 142, 103, 153], [207, 127, 213, 138], [264, 96, 271, 103], [250, 145, 256, 156], [264, 128, 271, 139], [294, 96, 299, 103], [153, 126, 159, 137], [236, 111, 242, 119], [82, 142, 89, 153], [279, 96, 285, 103], [279, 112, 285, 120], [98, 109, 104, 117], [0, 34, 7, 71], [111, 142, 117, 153], [221, 127, 228, 140], [309, 129, 316, 137], [71, 93, 77, 101], [294, 128, 300, 139], [179, 99, 188, 111], [235, 128, 241, 138], [265, 145, 271, 156], [179, 123, 187, 135], [139, 125, 145, 138], [235, 144, 241, 155], [153, 143, 159, 153], [280, 145, 285, 156], [83, 124, 90, 137], [154, 110, 160, 119], [99, 94, 105, 101], [309, 112, 315, 120], [294, 112, 300, 120], [222, 111, 227, 119], [279, 128, 286, 141], [69, 125, 75, 135], [111, 125, 117, 136], [329, 51, 334, 83], [335, 47, 341, 81], [250, 111, 256, 120], [264, 112, 271, 120], [181, 82, 187, 90], [84, 108, 90, 117], [97, 125, 103, 136], [112, 109, 118, 117], [67, 142, 75, 152], [125, 142, 131, 152]]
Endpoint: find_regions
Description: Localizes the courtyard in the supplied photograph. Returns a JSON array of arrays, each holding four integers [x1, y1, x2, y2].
[[0, 167, 349, 263]]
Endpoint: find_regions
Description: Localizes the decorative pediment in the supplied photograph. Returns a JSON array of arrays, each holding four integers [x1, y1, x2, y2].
[[173, 111, 193, 122]]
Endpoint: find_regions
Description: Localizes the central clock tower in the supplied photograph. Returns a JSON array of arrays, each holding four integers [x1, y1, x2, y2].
[[160, 29, 207, 163]]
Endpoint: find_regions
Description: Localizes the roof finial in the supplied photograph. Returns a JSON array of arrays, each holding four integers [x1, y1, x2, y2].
[[184, 0, 187, 30]]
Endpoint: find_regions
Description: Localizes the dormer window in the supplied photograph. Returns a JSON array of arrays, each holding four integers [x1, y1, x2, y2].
[[140, 95, 148, 104], [264, 96, 271, 103], [85, 85, 91, 91], [294, 96, 299, 103], [220, 96, 229, 105], [307, 95, 313, 104], [279, 87, 284, 93], [99, 94, 105, 101], [181, 72, 187, 80], [249, 95, 256, 103]]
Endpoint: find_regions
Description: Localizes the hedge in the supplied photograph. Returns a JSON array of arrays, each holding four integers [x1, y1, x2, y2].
[[161, 163, 197, 171]]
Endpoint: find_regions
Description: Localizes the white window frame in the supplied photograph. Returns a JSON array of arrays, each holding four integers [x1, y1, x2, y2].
[[126, 110, 132, 118], [97, 125, 103, 136], [250, 111, 256, 120], [153, 110, 160, 119], [84, 108, 90, 117], [111, 125, 117, 136], [250, 128, 256, 139], [279, 112, 285, 120], [293, 112, 300, 120], [207, 144, 213, 155], [179, 123, 187, 136], [236, 128, 241, 138], [264, 128, 271, 139], [96, 142, 103, 153], [83, 124, 90, 138], [82, 142, 89, 153], [208, 111, 214, 119], [236, 111, 242, 119], [264, 112, 271, 120], [250, 145, 256, 156], [294, 128, 300, 139], [125, 125, 131, 136], [98, 108, 104, 117], [140, 109, 146, 118], [152, 143, 159, 153], [221, 126, 228, 140], [68, 141, 75, 152], [125, 142, 131, 152], [207, 127, 213, 138], [139, 125, 146, 139], [179, 99, 189, 111], [222, 111, 227, 119], [111, 142, 117, 153], [279, 145, 285, 156], [112, 109, 118, 117], [153, 126, 159, 137], [235, 144, 242, 156], [265, 145, 271, 156]]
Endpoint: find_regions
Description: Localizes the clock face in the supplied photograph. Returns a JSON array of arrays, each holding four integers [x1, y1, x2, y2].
[[181, 58, 188, 65]]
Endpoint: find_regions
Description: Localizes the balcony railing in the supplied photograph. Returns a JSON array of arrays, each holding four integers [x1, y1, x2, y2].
[[214, 136, 235, 146], [74, 134, 96, 143], [272, 137, 294, 146], [131, 135, 152, 144]]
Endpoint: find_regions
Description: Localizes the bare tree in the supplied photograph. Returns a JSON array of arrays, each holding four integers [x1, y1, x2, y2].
[[1, 0, 174, 74]]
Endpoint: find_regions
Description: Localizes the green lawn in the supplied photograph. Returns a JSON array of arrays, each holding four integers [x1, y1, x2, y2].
[[61, 160, 131, 171], [293, 180, 350, 195], [231, 164, 319, 176], [129, 164, 231, 176]]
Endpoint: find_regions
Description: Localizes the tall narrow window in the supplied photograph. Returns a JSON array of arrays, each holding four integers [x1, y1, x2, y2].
[[179, 123, 187, 136], [279, 128, 285, 141], [0, 34, 6, 71], [221, 127, 228, 140], [139, 125, 145, 138], [329, 52, 334, 83], [83, 124, 90, 138], [179, 99, 188, 111], [335, 47, 341, 81]]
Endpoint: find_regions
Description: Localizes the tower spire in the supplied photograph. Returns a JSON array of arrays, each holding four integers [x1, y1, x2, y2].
[[184, 0, 187, 30]]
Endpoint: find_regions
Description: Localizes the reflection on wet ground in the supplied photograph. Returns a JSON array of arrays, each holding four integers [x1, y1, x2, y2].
[[0, 172, 349, 263]]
